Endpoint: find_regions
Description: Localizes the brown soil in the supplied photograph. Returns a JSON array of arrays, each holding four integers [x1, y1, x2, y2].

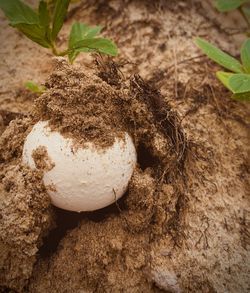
[[32, 146, 55, 172], [34, 58, 123, 148], [0, 0, 250, 293]]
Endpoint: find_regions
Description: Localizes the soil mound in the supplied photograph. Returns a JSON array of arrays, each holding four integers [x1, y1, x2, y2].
[[0, 58, 187, 292]]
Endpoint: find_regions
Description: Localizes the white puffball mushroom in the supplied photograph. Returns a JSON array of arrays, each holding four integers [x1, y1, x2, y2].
[[22, 121, 137, 212]]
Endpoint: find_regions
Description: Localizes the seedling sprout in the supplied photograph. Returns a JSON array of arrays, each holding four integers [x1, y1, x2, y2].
[[0, 0, 118, 63]]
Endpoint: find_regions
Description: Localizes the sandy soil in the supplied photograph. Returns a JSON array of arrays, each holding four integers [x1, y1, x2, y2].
[[0, 1, 250, 292]]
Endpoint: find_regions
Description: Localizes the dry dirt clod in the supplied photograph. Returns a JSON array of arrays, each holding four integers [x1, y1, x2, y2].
[[150, 267, 181, 293], [32, 146, 55, 172]]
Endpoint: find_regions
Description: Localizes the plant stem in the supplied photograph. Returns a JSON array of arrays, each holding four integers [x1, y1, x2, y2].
[[51, 43, 68, 57], [51, 43, 59, 56], [57, 49, 69, 56]]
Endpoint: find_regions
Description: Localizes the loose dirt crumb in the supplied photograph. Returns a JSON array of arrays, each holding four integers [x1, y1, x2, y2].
[[32, 146, 55, 172], [34, 58, 126, 149], [0, 117, 31, 163]]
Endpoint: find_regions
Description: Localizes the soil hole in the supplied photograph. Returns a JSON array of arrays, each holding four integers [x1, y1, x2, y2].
[[38, 208, 83, 258], [137, 142, 159, 171]]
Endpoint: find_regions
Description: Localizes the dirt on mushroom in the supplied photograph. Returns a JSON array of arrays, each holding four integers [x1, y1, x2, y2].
[[1, 56, 188, 292], [0, 0, 250, 293]]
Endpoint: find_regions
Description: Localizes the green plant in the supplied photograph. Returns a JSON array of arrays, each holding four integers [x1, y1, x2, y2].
[[215, 0, 250, 35], [24, 81, 45, 94], [46, 0, 80, 15], [0, 0, 118, 63], [195, 38, 250, 101]]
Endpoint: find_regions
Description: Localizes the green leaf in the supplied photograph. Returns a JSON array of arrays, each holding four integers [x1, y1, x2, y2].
[[68, 23, 102, 49], [15, 23, 51, 48], [39, 1, 50, 27], [85, 26, 102, 38], [39, 1, 51, 44], [72, 38, 118, 56], [216, 71, 234, 91], [215, 0, 250, 12], [232, 92, 250, 101], [51, 0, 70, 41], [195, 38, 243, 73], [68, 23, 86, 62], [46, 0, 56, 17], [0, 0, 51, 48], [241, 39, 250, 73], [229, 74, 250, 93], [0, 0, 39, 25], [24, 81, 45, 94], [68, 22, 102, 62], [216, 72, 250, 93], [216, 72, 250, 99]]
